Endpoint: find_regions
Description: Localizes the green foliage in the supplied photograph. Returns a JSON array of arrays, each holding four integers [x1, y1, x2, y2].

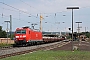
[[0, 43, 12, 47], [0, 26, 2, 31], [8, 34, 14, 40], [82, 32, 90, 38], [0, 26, 7, 38], [67, 35, 71, 39], [85, 32, 90, 38]]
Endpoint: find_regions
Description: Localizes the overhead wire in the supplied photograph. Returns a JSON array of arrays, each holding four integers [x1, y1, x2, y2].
[[19, 0, 44, 14], [0, 1, 90, 21], [19, 0, 44, 19], [0, 13, 32, 24], [1, 7, 18, 12], [0, 1, 39, 25], [1, 1, 90, 15], [19, 0, 67, 18], [0, 1, 70, 19], [0, 2, 37, 17]]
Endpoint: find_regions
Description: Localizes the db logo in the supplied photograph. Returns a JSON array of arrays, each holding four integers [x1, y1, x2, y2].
[[20, 35, 22, 38]]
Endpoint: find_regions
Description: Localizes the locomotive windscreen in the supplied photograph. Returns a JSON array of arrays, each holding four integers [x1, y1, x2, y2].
[[16, 30, 26, 34]]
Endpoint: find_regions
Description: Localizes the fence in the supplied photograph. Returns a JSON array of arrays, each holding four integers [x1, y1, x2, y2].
[[0, 38, 14, 44]]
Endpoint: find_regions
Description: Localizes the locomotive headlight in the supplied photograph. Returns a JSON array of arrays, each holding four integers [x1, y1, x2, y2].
[[27, 41, 28, 42], [16, 36, 19, 38]]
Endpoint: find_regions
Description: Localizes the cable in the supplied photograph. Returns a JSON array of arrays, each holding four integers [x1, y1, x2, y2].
[[0, 2, 37, 17], [1, 7, 18, 12], [0, 1, 70, 18], [19, 0, 43, 13], [1, 1, 90, 19], [0, 13, 31, 23]]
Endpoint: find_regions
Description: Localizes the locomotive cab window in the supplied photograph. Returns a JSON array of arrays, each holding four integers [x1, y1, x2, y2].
[[16, 30, 26, 34], [21, 30, 26, 34], [16, 30, 21, 34]]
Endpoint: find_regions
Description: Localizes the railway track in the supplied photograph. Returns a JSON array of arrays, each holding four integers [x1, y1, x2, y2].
[[0, 40, 70, 59], [0, 46, 13, 50]]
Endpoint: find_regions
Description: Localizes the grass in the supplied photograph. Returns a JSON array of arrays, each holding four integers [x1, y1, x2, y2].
[[0, 43, 12, 47], [0, 50, 90, 60]]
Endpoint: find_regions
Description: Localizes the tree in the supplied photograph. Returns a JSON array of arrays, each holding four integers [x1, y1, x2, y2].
[[81, 32, 90, 38], [0, 26, 7, 38], [0, 26, 2, 31]]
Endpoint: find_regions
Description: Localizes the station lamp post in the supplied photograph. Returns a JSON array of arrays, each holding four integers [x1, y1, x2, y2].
[[75, 22, 82, 45], [66, 7, 79, 51], [4, 21, 10, 44], [75, 22, 82, 34], [5, 15, 12, 40]]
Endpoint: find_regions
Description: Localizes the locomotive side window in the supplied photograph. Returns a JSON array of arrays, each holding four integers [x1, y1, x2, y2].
[[16, 30, 26, 34], [29, 31, 30, 34]]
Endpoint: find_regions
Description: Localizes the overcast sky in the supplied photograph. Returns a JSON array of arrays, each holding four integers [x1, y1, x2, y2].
[[0, 0, 90, 32]]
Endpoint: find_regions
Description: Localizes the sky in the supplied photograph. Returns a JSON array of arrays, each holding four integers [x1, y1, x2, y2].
[[0, 0, 90, 32]]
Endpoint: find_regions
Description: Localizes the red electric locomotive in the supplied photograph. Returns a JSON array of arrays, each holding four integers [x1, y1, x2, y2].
[[14, 27, 43, 45], [14, 27, 65, 46]]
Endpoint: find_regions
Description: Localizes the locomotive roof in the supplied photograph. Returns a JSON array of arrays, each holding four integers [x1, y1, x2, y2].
[[22, 26, 29, 28], [16, 27, 40, 32]]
